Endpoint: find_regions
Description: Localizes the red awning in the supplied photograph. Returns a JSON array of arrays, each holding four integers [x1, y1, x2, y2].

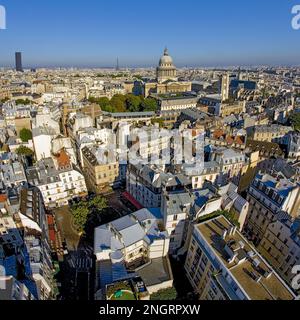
[[49, 230, 56, 243], [122, 192, 143, 210], [47, 215, 56, 242]]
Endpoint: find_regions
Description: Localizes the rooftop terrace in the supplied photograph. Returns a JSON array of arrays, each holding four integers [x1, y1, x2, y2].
[[196, 216, 295, 300]]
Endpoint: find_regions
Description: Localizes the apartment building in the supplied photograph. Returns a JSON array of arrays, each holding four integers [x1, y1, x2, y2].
[[75, 127, 112, 166], [32, 126, 58, 161], [161, 191, 194, 255], [207, 147, 248, 186], [0, 276, 35, 300], [244, 173, 300, 245], [280, 132, 300, 160], [219, 183, 249, 231], [130, 125, 171, 163], [154, 93, 198, 112], [258, 212, 300, 288], [0, 213, 38, 300], [220, 101, 246, 117], [245, 139, 285, 173], [18, 184, 54, 299], [0, 161, 27, 188], [187, 161, 221, 189], [26, 157, 87, 208], [184, 215, 296, 300], [126, 163, 192, 208], [81, 145, 119, 193], [66, 113, 94, 141], [32, 113, 60, 135], [94, 209, 172, 296], [198, 95, 222, 115], [251, 124, 292, 143], [126, 164, 164, 208], [184, 146, 248, 190]]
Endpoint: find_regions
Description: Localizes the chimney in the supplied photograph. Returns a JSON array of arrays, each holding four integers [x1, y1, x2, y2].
[[232, 226, 237, 236], [222, 230, 227, 240]]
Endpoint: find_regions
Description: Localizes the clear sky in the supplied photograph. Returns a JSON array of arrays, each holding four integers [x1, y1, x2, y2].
[[0, 0, 300, 68]]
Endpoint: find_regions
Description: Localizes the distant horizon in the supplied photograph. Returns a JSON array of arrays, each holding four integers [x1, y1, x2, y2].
[[1, 58, 300, 71], [0, 0, 299, 68]]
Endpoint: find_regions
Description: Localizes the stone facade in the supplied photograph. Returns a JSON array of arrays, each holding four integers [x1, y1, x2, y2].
[[142, 48, 192, 97]]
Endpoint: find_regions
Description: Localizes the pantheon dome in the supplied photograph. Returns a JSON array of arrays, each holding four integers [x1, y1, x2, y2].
[[156, 48, 178, 83]]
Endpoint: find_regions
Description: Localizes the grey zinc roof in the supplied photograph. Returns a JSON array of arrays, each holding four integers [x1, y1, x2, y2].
[[120, 223, 146, 247], [166, 192, 193, 215], [94, 209, 166, 255], [134, 208, 157, 223], [233, 195, 248, 212], [111, 215, 136, 231], [94, 226, 124, 254], [104, 111, 155, 118], [32, 126, 57, 137]]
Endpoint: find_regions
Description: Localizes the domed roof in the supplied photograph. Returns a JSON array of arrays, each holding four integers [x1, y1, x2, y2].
[[159, 48, 174, 66]]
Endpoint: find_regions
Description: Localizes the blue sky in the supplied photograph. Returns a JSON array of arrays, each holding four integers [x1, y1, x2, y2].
[[0, 0, 299, 68]]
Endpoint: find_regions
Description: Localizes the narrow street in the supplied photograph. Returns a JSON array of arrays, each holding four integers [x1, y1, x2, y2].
[[52, 191, 131, 300]]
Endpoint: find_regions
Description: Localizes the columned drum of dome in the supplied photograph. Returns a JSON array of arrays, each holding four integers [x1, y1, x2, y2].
[[142, 48, 192, 97], [156, 48, 178, 83]]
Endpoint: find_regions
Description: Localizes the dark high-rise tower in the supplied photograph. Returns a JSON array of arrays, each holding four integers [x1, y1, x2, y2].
[[15, 52, 23, 72]]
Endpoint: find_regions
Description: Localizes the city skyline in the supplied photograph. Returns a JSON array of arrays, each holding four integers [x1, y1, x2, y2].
[[0, 0, 300, 68], [1, 2, 300, 304]]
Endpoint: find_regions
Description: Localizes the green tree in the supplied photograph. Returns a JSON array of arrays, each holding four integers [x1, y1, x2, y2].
[[16, 146, 34, 156], [89, 195, 108, 211], [70, 196, 108, 234], [141, 98, 158, 112], [103, 105, 117, 113], [150, 287, 177, 301], [198, 210, 240, 229], [125, 94, 142, 112], [98, 97, 117, 113], [88, 97, 116, 112], [88, 97, 98, 103], [110, 95, 126, 112], [89, 94, 158, 113], [290, 113, 300, 132], [19, 128, 33, 142], [151, 117, 164, 128], [71, 204, 90, 234], [98, 97, 110, 108], [15, 99, 31, 105]]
